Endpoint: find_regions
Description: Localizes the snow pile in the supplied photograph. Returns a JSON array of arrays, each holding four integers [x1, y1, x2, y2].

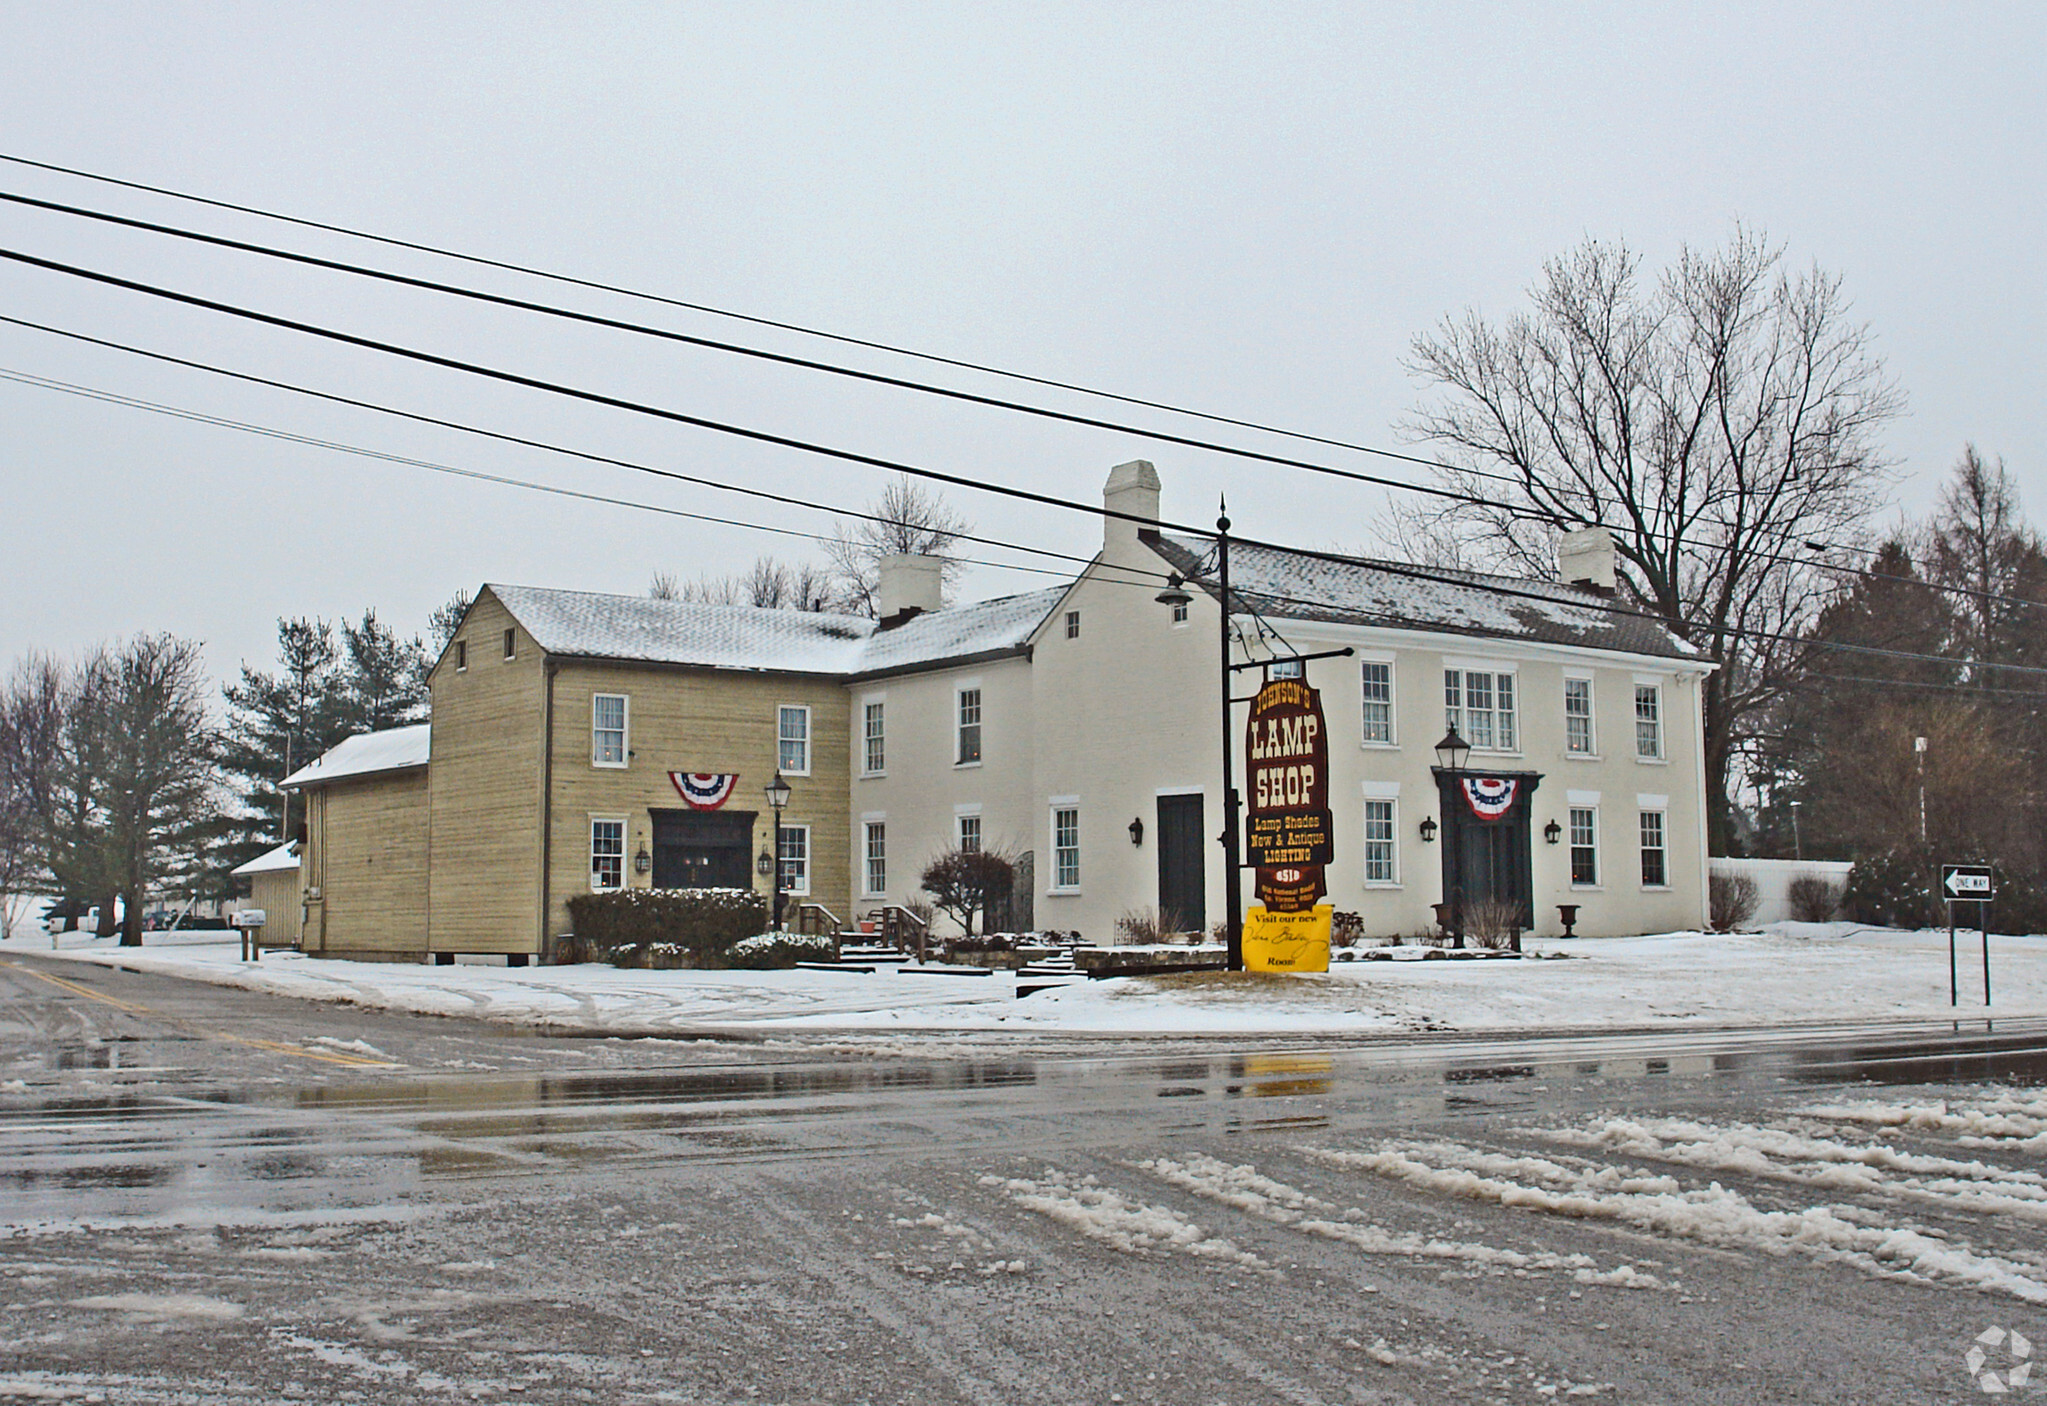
[[980, 1168, 1269, 1269], [1797, 1091, 2047, 1150], [1302, 1136, 2047, 1302]]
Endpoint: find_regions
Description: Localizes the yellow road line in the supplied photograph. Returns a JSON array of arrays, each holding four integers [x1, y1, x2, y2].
[[3, 960, 402, 1068]]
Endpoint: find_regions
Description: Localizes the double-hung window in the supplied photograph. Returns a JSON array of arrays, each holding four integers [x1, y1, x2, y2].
[[778, 824, 810, 895], [1363, 799, 1397, 884], [862, 701, 886, 775], [1051, 806, 1080, 890], [1445, 668, 1516, 751], [1569, 807, 1598, 886], [957, 814, 982, 853], [1635, 684, 1663, 759], [778, 705, 810, 775], [862, 821, 887, 896], [956, 688, 982, 765], [1565, 678, 1594, 755], [592, 694, 628, 767], [1639, 810, 1668, 887], [590, 819, 625, 890], [1361, 661, 1393, 744]]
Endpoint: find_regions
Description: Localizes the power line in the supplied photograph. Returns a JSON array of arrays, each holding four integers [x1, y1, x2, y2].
[[0, 312, 1135, 583], [10, 182, 2039, 619]]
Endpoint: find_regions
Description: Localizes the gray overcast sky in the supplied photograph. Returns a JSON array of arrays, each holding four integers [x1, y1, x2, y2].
[[1, 3, 2041, 683]]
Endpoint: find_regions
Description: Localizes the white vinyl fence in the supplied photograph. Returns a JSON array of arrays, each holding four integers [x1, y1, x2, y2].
[[1710, 857, 1855, 925]]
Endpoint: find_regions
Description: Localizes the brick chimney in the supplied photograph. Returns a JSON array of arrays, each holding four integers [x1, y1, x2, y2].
[[1558, 526, 1617, 594], [876, 553, 943, 629]]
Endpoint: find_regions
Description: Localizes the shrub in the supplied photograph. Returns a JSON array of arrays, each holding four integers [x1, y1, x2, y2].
[[566, 887, 768, 965], [1844, 846, 1939, 929], [1709, 872, 1762, 931], [1461, 898, 1524, 950], [1985, 869, 2047, 936], [1786, 875, 1842, 923], [1116, 906, 1192, 944], [919, 848, 1015, 936], [725, 931, 837, 970]]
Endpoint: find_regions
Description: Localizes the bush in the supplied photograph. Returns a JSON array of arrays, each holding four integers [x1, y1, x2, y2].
[[1786, 875, 1842, 923], [1843, 846, 1939, 929], [1462, 898, 1524, 950], [1116, 906, 1193, 944], [1709, 872, 1762, 931], [1986, 869, 2047, 936], [566, 887, 768, 965], [725, 931, 837, 969]]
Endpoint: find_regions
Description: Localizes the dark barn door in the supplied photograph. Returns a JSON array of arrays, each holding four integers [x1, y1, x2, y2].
[[651, 809, 756, 890], [1156, 793, 1206, 932]]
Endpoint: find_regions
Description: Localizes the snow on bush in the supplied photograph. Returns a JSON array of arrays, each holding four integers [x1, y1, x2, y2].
[[566, 887, 768, 966], [725, 931, 836, 970]]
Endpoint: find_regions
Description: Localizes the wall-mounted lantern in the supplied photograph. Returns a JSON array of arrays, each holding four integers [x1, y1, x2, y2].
[[1419, 816, 1438, 843], [755, 849, 774, 877], [1128, 817, 1144, 847], [634, 841, 651, 875], [1543, 819, 1563, 846]]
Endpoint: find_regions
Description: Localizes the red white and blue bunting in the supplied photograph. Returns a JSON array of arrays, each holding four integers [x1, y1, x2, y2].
[[1460, 776, 1519, 822], [670, 773, 738, 810]]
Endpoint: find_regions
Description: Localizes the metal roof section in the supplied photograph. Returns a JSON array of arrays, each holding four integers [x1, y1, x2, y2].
[[281, 722, 432, 789], [230, 840, 301, 875], [1144, 535, 1701, 661]]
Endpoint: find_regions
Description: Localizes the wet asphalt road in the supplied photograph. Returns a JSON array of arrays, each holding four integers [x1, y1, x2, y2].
[[4, 953, 2047, 1404]]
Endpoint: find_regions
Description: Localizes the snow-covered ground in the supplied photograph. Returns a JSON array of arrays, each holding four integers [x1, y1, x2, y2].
[[7, 921, 2044, 1037]]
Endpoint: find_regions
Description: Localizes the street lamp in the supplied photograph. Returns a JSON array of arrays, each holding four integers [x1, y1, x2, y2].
[[763, 771, 792, 932], [1432, 726, 1472, 950], [1156, 506, 1245, 971]]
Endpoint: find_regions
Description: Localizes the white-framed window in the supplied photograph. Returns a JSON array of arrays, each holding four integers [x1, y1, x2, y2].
[[590, 818, 625, 891], [862, 700, 885, 775], [1051, 803, 1080, 891], [1361, 660, 1394, 745], [1569, 807, 1599, 886], [1363, 799, 1397, 885], [502, 628, 516, 661], [1445, 667, 1517, 751], [862, 820, 887, 896], [1565, 677, 1594, 756], [956, 687, 983, 765], [454, 639, 467, 672], [1171, 598, 1189, 625], [777, 823, 810, 896], [1639, 810, 1668, 887], [958, 814, 982, 853], [778, 704, 811, 775], [1268, 658, 1303, 680], [592, 693, 628, 767], [1634, 683, 1663, 759], [1065, 610, 1081, 639]]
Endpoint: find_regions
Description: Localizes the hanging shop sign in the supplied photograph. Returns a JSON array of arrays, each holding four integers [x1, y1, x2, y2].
[[669, 772, 738, 810], [1245, 677, 1334, 921]]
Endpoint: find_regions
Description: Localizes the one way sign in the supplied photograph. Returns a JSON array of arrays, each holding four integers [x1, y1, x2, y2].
[[1941, 864, 1996, 900]]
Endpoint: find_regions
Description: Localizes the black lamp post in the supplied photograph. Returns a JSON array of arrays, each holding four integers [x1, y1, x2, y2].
[[1432, 727, 1472, 949], [763, 770, 792, 932], [1156, 504, 1245, 971]]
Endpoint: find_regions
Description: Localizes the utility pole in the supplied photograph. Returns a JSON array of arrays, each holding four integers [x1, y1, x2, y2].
[[1217, 502, 1244, 973]]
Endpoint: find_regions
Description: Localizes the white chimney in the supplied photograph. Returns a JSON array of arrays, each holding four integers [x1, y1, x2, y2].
[[1558, 526, 1617, 594], [1102, 459, 1162, 548], [876, 553, 943, 626]]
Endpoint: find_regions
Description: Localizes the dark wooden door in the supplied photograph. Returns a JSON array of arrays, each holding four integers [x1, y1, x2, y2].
[[1448, 812, 1531, 925], [1156, 793, 1206, 932], [651, 809, 756, 890]]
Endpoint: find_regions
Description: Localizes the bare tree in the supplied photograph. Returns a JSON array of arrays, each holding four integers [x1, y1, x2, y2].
[[1403, 228, 1902, 849], [824, 475, 972, 616], [1926, 446, 2041, 672], [654, 556, 843, 612]]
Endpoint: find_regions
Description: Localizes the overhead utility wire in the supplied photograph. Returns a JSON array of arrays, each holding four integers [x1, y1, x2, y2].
[[0, 151, 1473, 479], [0, 188, 1504, 514], [0, 365, 1166, 589], [5, 265, 2041, 683], [11, 189, 2028, 621], [0, 313, 1145, 584]]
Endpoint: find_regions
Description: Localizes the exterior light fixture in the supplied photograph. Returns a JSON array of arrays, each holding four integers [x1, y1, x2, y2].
[[634, 841, 651, 875], [763, 772, 793, 811], [1154, 574, 1193, 610], [1544, 819, 1562, 845], [755, 849, 774, 877], [1128, 817, 1144, 846], [1419, 816, 1438, 843], [763, 771, 792, 931], [1433, 727, 1471, 773]]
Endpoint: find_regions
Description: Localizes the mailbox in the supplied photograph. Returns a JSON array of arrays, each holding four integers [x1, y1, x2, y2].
[[230, 909, 267, 929]]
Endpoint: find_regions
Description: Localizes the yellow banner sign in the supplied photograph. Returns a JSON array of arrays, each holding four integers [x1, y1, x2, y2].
[[1243, 904, 1332, 973]]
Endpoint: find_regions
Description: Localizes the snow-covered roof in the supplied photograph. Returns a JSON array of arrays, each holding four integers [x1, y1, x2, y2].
[[850, 587, 1063, 678], [1147, 537, 1700, 661], [281, 723, 432, 789], [231, 841, 300, 876], [484, 583, 1059, 680]]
